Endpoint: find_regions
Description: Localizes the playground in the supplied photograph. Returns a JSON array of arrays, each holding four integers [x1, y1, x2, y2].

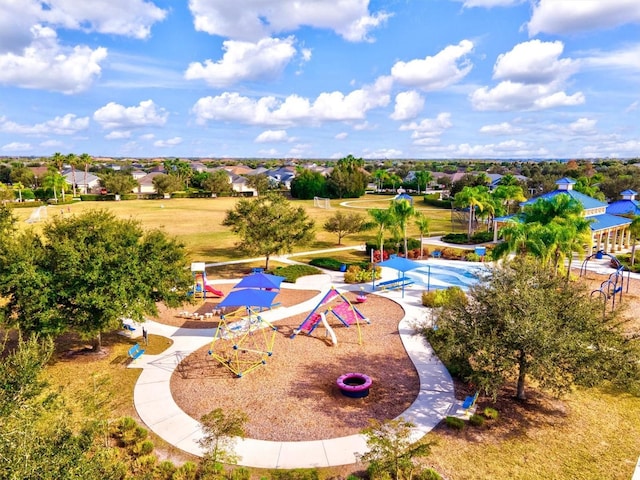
[[155, 286, 419, 442]]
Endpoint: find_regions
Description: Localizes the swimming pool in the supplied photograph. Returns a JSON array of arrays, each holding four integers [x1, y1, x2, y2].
[[405, 260, 489, 291]]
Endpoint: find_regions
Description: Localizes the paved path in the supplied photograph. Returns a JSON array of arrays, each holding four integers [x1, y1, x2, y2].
[[130, 268, 457, 469]]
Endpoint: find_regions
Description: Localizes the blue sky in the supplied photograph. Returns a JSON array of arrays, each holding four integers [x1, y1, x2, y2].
[[0, 0, 638, 160]]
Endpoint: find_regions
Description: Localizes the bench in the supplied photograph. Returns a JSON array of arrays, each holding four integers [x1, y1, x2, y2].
[[128, 344, 145, 361], [376, 277, 415, 291], [462, 391, 479, 411], [432, 250, 442, 258]]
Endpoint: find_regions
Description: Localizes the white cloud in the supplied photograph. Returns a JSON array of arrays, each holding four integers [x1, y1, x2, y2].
[[0, 25, 107, 94], [0, 113, 89, 135], [493, 40, 577, 84], [255, 130, 289, 143], [2, 142, 32, 152], [192, 77, 392, 126], [94, 100, 168, 130], [471, 80, 584, 111], [391, 40, 474, 90], [400, 113, 453, 142], [625, 101, 639, 113], [390, 91, 424, 121], [528, 0, 640, 36], [105, 131, 131, 140], [479, 122, 523, 135], [154, 137, 182, 147], [582, 43, 640, 72], [568, 117, 597, 134], [363, 148, 403, 159], [189, 0, 390, 42], [335, 132, 348, 140], [185, 37, 297, 87]]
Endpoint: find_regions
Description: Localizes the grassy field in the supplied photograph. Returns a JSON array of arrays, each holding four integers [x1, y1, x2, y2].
[[10, 197, 640, 479]]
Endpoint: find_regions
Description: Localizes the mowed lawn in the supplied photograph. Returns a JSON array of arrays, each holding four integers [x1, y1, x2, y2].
[[10, 196, 640, 479], [13, 196, 458, 262]]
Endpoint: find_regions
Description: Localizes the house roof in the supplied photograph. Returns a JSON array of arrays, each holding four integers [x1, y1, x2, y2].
[[521, 189, 607, 210], [138, 171, 164, 186], [62, 171, 100, 185], [588, 214, 632, 230], [606, 200, 640, 216]]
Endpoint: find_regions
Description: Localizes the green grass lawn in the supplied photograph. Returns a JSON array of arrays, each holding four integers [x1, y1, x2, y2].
[[11, 196, 640, 479]]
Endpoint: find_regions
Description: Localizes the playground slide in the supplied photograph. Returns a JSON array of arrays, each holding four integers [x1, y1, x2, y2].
[[319, 312, 338, 346], [204, 284, 224, 297]]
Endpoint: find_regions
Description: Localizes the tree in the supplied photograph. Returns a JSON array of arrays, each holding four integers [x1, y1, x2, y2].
[[323, 210, 371, 245], [99, 172, 138, 196], [454, 185, 490, 239], [42, 168, 66, 202], [10, 165, 35, 187], [67, 153, 79, 197], [325, 155, 368, 198], [0, 210, 192, 350], [202, 170, 232, 196], [368, 207, 396, 260], [290, 169, 326, 199], [152, 173, 184, 196], [198, 408, 247, 467], [414, 170, 433, 195], [0, 182, 13, 203], [425, 258, 640, 401], [391, 199, 415, 256], [359, 418, 432, 480], [163, 159, 193, 188], [79, 153, 93, 194], [246, 173, 270, 194], [223, 193, 315, 270], [414, 213, 430, 258], [629, 216, 640, 266]]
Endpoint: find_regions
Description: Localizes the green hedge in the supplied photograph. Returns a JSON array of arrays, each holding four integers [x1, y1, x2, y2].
[[441, 231, 493, 245], [423, 194, 452, 208], [7, 201, 44, 209], [365, 238, 421, 256], [270, 265, 322, 283]]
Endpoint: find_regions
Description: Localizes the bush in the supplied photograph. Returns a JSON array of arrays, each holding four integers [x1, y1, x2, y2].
[[465, 252, 481, 262], [441, 233, 470, 244], [470, 231, 493, 243], [269, 469, 320, 480], [365, 238, 421, 257], [483, 407, 499, 420], [172, 461, 198, 480], [422, 286, 466, 308], [422, 194, 452, 208], [229, 467, 252, 480], [415, 468, 443, 480], [270, 265, 322, 283], [469, 414, 485, 427], [343, 265, 381, 284], [309, 257, 344, 271], [445, 416, 465, 431]]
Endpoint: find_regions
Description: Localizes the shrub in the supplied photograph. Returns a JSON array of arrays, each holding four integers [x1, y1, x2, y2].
[[172, 461, 198, 480], [483, 407, 499, 420], [270, 265, 322, 283], [133, 439, 154, 456], [422, 286, 466, 308], [445, 416, 465, 431], [465, 252, 481, 262], [415, 468, 443, 480], [269, 468, 320, 480], [441, 233, 469, 244], [309, 257, 344, 271], [155, 460, 176, 480], [470, 230, 493, 243], [229, 467, 252, 480], [469, 414, 485, 427], [422, 194, 452, 208], [344, 265, 381, 284]]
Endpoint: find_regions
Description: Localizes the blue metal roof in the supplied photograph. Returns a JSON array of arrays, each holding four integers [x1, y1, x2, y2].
[[556, 177, 576, 185], [606, 200, 640, 216], [521, 190, 607, 210], [588, 214, 632, 231], [621, 189, 637, 196]]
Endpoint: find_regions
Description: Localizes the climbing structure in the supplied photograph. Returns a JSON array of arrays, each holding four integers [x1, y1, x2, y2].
[[581, 251, 630, 317], [291, 287, 370, 345], [208, 307, 278, 378]]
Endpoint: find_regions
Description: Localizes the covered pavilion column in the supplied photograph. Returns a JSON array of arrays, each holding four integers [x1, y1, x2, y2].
[[604, 229, 611, 253]]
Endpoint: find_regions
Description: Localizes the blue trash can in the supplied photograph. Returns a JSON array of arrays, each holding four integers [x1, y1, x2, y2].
[[340, 264, 347, 272], [474, 246, 486, 256]]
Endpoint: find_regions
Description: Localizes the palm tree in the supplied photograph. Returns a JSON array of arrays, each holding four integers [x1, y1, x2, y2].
[[42, 170, 66, 203], [79, 153, 93, 194], [492, 220, 546, 260], [628, 216, 640, 266], [454, 185, 490, 239], [12, 182, 24, 202], [414, 170, 433, 195], [391, 199, 415, 257], [66, 153, 79, 197], [368, 207, 396, 260], [414, 213, 430, 259], [493, 184, 527, 215], [373, 169, 388, 192]]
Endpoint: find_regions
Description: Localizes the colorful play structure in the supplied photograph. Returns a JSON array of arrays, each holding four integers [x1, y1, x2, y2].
[[207, 307, 278, 378], [189, 262, 224, 299], [291, 287, 370, 346], [580, 251, 630, 317]]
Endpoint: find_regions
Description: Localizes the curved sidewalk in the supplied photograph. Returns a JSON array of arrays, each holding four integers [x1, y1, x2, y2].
[[130, 274, 456, 469]]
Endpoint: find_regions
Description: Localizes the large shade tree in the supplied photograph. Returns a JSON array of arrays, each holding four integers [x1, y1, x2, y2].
[[223, 193, 315, 270], [426, 258, 640, 401], [0, 210, 192, 350]]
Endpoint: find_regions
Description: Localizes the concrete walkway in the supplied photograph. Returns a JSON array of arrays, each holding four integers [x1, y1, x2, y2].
[[130, 268, 457, 469]]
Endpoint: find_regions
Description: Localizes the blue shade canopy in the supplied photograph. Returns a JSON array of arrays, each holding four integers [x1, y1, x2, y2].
[[378, 256, 423, 273], [217, 289, 279, 308], [233, 273, 285, 290]]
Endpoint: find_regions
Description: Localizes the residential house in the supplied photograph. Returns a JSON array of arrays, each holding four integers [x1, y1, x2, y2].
[[135, 172, 164, 194]]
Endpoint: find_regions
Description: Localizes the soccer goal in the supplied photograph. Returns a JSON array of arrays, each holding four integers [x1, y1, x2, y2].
[[25, 205, 47, 224], [313, 196, 331, 209]]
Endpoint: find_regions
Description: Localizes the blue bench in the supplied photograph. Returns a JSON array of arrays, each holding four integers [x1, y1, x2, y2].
[[128, 344, 145, 361], [123, 323, 136, 332], [376, 276, 415, 291], [462, 391, 479, 411]]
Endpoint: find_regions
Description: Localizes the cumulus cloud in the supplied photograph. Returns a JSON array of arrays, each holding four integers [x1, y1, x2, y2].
[[528, 0, 640, 36], [493, 40, 577, 84], [471, 81, 585, 111], [255, 130, 289, 143], [0, 113, 89, 135], [185, 37, 297, 87], [335, 132, 348, 140], [391, 40, 474, 90], [2, 142, 32, 152], [0, 25, 107, 94], [582, 43, 640, 72], [479, 122, 523, 135], [568, 117, 597, 134], [363, 148, 403, 159], [390, 91, 424, 121], [192, 77, 392, 126], [94, 100, 168, 130], [105, 131, 131, 140], [154, 137, 182, 147], [400, 113, 453, 144], [189, 0, 390, 42]]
